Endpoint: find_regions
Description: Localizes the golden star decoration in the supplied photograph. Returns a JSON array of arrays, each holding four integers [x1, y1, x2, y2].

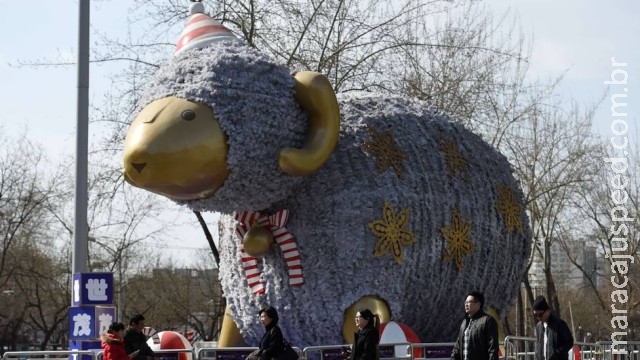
[[495, 184, 525, 233], [438, 133, 469, 181], [368, 201, 416, 265], [361, 125, 407, 178], [441, 207, 474, 271]]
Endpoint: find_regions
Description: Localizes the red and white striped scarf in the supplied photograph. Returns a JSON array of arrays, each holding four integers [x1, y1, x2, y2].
[[234, 210, 304, 294]]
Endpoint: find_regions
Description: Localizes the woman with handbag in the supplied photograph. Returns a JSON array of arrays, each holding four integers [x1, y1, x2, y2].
[[257, 306, 283, 360], [343, 309, 380, 360], [247, 306, 297, 360]]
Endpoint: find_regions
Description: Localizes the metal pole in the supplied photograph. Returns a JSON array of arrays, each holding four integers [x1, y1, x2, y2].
[[72, 0, 90, 281], [117, 259, 123, 323], [88, 238, 122, 321]]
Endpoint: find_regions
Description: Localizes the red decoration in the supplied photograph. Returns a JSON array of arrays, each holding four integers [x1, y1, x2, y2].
[[379, 321, 422, 358], [235, 209, 303, 294], [571, 344, 581, 360], [147, 331, 192, 360], [142, 326, 157, 338]]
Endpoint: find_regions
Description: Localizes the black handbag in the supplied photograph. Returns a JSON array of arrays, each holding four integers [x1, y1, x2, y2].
[[246, 349, 261, 360], [276, 340, 299, 360]]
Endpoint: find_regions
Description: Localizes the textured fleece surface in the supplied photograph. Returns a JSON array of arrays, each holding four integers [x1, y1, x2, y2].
[[135, 41, 531, 347]]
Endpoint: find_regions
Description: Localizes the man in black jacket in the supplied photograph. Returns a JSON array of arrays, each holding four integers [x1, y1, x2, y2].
[[124, 314, 155, 360], [533, 296, 574, 360], [451, 291, 499, 360]]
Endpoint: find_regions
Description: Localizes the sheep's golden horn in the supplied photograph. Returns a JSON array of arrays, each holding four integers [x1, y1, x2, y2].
[[279, 71, 340, 176]]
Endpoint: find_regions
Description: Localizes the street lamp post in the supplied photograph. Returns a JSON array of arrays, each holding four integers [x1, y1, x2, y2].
[[0, 289, 16, 349], [88, 238, 124, 323]]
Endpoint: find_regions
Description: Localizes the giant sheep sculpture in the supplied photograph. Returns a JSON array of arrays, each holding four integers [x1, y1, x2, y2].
[[123, 3, 531, 349]]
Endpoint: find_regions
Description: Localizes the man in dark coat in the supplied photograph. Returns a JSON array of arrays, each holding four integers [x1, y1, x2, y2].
[[533, 296, 574, 360], [451, 291, 499, 360], [124, 314, 155, 360]]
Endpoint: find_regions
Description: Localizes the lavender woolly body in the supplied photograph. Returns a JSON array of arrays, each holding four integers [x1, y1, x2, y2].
[[213, 94, 530, 347], [135, 42, 531, 347]]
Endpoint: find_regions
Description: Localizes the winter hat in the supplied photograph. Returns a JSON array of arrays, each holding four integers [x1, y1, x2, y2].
[[175, 1, 239, 55], [532, 295, 550, 311]]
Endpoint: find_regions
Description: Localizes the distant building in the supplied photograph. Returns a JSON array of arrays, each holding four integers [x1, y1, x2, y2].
[[581, 247, 599, 288], [527, 237, 547, 294], [528, 238, 603, 291]]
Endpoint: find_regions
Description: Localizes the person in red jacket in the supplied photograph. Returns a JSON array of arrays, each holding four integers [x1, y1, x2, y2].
[[102, 322, 140, 360]]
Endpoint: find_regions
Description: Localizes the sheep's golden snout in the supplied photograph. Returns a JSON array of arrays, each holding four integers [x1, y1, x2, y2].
[[123, 97, 229, 201]]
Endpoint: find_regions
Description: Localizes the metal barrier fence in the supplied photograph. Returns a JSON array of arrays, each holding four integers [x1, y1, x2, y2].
[[595, 341, 640, 360], [302, 344, 350, 360], [197, 346, 259, 360], [503, 336, 537, 360], [4, 340, 638, 360], [505, 336, 597, 360], [504, 336, 640, 360], [574, 342, 604, 360], [95, 348, 197, 360], [410, 342, 456, 360], [198, 342, 453, 360], [302, 343, 413, 360], [2, 350, 96, 360], [197, 346, 303, 360]]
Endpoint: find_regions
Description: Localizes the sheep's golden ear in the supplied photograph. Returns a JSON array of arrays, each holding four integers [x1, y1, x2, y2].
[[279, 71, 340, 176]]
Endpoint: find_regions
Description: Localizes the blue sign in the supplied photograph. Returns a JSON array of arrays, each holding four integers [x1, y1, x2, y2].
[[69, 340, 102, 350], [69, 306, 117, 341], [69, 307, 97, 340], [73, 273, 114, 306], [69, 340, 102, 360], [94, 306, 117, 336]]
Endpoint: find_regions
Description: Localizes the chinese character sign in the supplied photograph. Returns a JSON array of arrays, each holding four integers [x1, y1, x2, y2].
[[72, 273, 113, 306], [95, 306, 116, 335], [68, 306, 116, 340], [69, 307, 95, 340], [70, 273, 116, 359]]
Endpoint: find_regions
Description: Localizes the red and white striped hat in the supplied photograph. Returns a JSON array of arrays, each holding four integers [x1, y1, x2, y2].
[[175, 1, 238, 55]]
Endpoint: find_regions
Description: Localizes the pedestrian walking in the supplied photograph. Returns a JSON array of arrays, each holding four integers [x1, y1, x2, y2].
[[451, 291, 499, 360], [532, 296, 574, 360]]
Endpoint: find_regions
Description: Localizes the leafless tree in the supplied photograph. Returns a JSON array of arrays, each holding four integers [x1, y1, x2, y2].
[[48, 152, 172, 323], [505, 97, 603, 320], [12, 243, 71, 350], [561, 129, 640, 339], [0, 132, 72, 351], [125, 256, 223, 342]]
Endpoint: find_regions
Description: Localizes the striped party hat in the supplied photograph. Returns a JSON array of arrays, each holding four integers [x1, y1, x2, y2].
[[175, 1, 238, 55]]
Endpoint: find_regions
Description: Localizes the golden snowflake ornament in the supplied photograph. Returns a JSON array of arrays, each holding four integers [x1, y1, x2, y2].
[[438, 133, 469, 181], [441, 207, 474, 271], [368, 201, 416, 265], [362, 125, 407, 178], [495, 184, 524, 233]]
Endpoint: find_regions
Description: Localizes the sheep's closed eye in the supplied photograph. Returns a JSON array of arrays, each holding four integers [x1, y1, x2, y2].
[[182, 110, 196, 121]]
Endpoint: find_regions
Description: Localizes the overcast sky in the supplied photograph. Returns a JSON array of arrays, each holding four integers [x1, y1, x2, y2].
[[0, 0, 637, 262]]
